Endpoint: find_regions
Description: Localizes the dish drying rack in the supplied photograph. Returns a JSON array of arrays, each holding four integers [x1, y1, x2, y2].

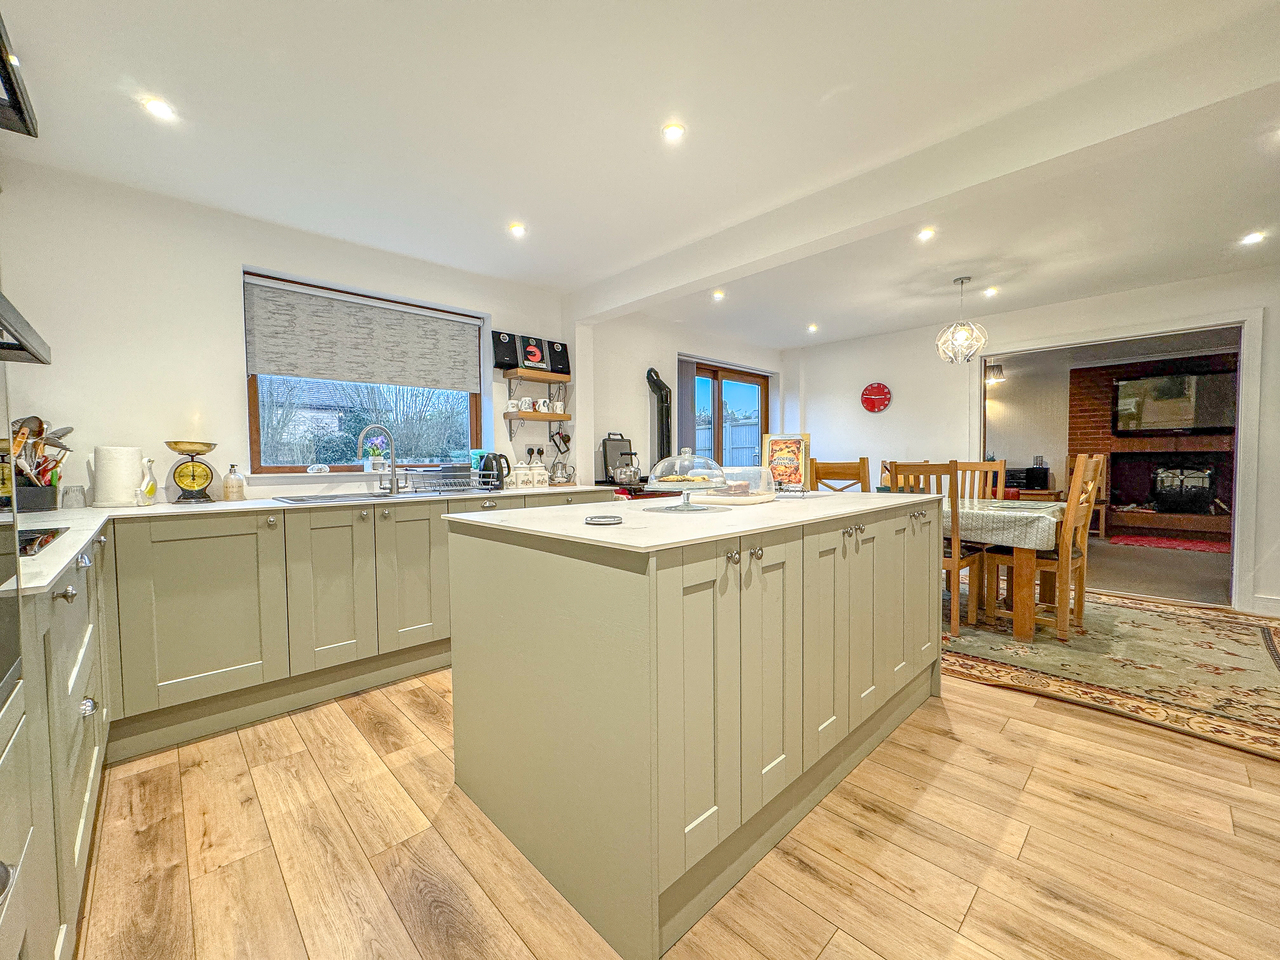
[[394, 464, 492, 494]]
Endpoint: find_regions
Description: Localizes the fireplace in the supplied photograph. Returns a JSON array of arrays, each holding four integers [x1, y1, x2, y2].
[[1109, 452, 1232, 515]]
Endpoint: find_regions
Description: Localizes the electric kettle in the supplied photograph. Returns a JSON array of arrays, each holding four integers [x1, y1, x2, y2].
[[478, 452, 511, 490]]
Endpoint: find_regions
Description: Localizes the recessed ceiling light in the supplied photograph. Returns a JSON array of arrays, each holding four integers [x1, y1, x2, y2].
[[508, 222, 527, 239], [142, 98, 177, 121], [711, 289, 725, 301], [808, 323, 818, 333], [917, 228, 935, 241], [662, 123, 685, 142], [984, 286, 999, 297], [1240, 231, 1265, 245], [7, 55, 18, 67]]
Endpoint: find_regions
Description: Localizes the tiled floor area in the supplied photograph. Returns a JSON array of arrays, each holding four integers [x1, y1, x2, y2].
[[81, 669, 1280, 960]]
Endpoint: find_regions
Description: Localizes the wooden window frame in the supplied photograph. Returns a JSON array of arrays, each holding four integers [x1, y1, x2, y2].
[[247, 374, 482, 474], [692, 362, 771, 464]]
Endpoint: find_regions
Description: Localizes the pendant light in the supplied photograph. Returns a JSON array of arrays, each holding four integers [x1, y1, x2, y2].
[[984, 362, 1006, 385], [936, 276, 988, 363]]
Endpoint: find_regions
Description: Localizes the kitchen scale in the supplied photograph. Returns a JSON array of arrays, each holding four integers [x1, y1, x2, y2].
[[166, 440, 217, 503]]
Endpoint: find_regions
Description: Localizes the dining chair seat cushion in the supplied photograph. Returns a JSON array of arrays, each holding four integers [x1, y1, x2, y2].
[[985, 543, 1084, 561], [943, 538, 984, 560]]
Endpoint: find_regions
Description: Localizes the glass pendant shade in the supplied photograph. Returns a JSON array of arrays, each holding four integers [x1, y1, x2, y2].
[[936, 319, 988, 363]]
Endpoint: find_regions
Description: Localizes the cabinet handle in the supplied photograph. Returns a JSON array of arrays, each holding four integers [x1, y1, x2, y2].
[[54, 586, 77, 604], [565, 497, 573, 503], [855, 523, 865, 534], [842, 527, 855, 538], [360, 510, 369, 519], [482, 500, 498, 509], [80, 697, 98, 718], [749, 546, 764, 561], [0, 861, 10, 903], [382, 508, 391, 518], [96, 535, 108, 545], [266, 516, 277, 526], [727, 549, 741, 564], [76, 553, 93, 570]]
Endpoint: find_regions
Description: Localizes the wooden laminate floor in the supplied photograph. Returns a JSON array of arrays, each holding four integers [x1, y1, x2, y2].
[[81, 670, 1280, 960]]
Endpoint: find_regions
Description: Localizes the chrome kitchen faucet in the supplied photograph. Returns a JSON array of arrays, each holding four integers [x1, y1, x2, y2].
[[357, 423, 401, 494]]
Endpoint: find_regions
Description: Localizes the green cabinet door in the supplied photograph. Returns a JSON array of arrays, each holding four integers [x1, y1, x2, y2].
[[906, 505, 942, 675], [0, 684, 37, 960], [116, 511, 288, 715], [435, 495, 525, 642], [801, 522, 851, 770], [374, 500, 449, 652]]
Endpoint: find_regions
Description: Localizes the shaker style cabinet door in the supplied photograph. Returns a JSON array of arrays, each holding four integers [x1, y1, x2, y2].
[[868, 512, 913, 707], [802, 523, 851, 770], [0, 685, 35, 960], [375, 500, 449, 652], [739, 528, 803, 822], [656, 539, 743, 890], [285, 506, 377, 674], [907, 506, 943, 674], [116, 512, 288, 715], [439, 495, 525, 641]]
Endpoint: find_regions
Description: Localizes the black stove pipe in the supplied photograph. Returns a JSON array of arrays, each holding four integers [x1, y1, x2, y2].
[[646, 367, 672, 463]]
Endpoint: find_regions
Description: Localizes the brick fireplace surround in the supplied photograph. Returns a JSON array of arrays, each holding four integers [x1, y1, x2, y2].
[[1067, 353, 1236, 541]]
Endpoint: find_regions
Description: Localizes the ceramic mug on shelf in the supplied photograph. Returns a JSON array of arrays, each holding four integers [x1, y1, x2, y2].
[[551, 400, 566, 415], [535, 398, 551, 414], [505, 398, 520, 413], [519, 396, 534, 412]]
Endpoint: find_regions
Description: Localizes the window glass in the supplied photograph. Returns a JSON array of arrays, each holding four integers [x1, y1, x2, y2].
[[721, 379, 762, 466], [694, 376, 714, 459]]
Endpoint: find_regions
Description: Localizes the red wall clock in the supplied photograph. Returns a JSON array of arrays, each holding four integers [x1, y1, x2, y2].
[[861, 382, 892, 413]]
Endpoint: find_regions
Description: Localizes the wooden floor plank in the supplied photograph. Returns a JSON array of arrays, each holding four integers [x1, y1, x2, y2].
[[707, 870, 837, 960], [959, 889, 1121, 960], [664, 912, 771, 960], [1246, 758, 1280, 797], [431, 787, 622, 959], [371, 826, 536, 960], [385, 738, 455, 821], [886, 721, 1032, 790], [236, 713, 305, 768], [177, 730, 272, 878], [383, 681, 455, 759], [250, 750, 423, 960], [816, 931, 887, 960], [419, 668, 453, 704], [869, 738, 1030, 814], [189, 847, 308, 960], [290, 700, 429, 856], [106, 747, 178, 783], [81, 762, 194, 960], [789, 805, 977, 931], [1230, 806, 1280, 849], [338, 687, 426, 756]]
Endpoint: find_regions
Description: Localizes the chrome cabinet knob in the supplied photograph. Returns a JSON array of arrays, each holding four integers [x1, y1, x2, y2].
[[481, 500, 497, 509], [76, 553, 93, 570], [54, 586, 77, 603], [842, 527, 855, 538], [855, 524, 865, 534], [382, 508, 391, 518], [565, 497, 573, 503], [749, 546, 764, 561], [727, 549, 741, 564], [266, 516, 277, 526], [80, 697, 98, 718], [0, 861, 11, 902], [96, 535, 108, 545], [360, 510, 369, 518]]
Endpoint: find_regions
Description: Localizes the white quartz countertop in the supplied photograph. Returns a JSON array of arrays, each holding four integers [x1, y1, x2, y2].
[[6, 484, 608, 596], [446, 491, 941, 553]]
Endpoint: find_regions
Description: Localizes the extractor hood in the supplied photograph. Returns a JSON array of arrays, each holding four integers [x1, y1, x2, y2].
[[0, 11, 36, 138], [0, 291, 50, 365]]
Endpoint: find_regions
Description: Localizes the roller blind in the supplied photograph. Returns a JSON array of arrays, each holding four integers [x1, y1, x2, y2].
[[243, 274, 482, 394]]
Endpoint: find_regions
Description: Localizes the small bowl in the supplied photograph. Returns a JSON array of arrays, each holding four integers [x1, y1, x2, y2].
[[165, 440, 217, 456]]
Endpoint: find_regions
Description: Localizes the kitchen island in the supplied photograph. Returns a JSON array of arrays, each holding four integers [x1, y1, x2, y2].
[[446, 491, 942, 960]]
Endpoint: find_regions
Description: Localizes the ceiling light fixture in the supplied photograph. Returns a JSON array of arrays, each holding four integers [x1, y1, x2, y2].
[[662, 123, 685, 142], [142, 98, 177, 121], [984, 362, 1006, 385], [984, 286, 999, 297], [1240, 231, 1265, 245], [7, 55, 17, 67], [917, 228, 935, 241], [712, 289, 725, 301], [935, 277, 988, 364], [808, 323, 818, 333], [508, 222, 527, 238]]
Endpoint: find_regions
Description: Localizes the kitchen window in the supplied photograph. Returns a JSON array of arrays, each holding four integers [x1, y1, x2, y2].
[[681, 361, 770, 466], [244, 273, 482, 472]]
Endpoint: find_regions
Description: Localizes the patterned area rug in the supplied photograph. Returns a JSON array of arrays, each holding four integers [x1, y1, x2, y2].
[[942, 591, 1280, 761], [1106, 534, 1231, 554]]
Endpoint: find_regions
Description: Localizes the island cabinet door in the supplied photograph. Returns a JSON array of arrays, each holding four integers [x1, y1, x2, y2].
[[285, 506, 377, 674], [656, 539, 742, 890], [867, 512, 912, 706], [801, 523, 850, 770], [906, 506, 943, 673], [440, 495, 525, 639], [374, 500, 449, 652], [116, 512, 288, 716], [740, 528, 803, 821]]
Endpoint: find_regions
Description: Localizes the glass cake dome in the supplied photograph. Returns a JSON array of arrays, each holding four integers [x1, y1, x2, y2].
[[645, 448, 727, 511]]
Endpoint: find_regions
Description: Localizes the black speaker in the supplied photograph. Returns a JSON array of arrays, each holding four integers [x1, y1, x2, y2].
[[518, 336, 549, 370], [547, 339, 571, 375], [492, 330, 519, 370], [1025, 466, 1050, 490]]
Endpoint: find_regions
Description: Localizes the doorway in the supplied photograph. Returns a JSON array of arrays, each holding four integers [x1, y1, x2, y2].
[[679, 361, 770, 466]]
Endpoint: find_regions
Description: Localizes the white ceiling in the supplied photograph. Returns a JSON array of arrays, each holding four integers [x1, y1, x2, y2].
[[1, 0, 1275, 293], [645, 85, 1280, 348]]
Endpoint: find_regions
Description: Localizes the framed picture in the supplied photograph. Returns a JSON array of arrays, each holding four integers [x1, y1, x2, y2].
[[763, 433, 810, 489]]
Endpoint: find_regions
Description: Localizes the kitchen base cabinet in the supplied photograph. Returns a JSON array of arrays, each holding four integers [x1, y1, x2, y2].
[[116, 511, 288, 715], [524, 489, 615, 508], [285, 506, 378, 673], [0, 683, 39, 960], [375, 500, 450, 652]]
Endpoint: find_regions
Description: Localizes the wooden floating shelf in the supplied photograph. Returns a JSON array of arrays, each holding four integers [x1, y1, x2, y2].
[[503, 368, 571, 385], [503, 411, 571, 423]]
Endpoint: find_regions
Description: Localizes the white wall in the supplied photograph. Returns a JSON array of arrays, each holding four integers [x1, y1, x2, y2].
[[786, 266, 1280, 615], [0, 161, 565, 494], [587, 313, 784, 476]]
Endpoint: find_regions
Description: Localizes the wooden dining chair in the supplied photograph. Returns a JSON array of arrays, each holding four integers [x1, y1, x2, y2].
[[810, 458, 872, 492], [956, 460, 1006, 500], [1066, 453, 1107, 537], [985, 454, 1104, 639], [888, 459, 982, 637]]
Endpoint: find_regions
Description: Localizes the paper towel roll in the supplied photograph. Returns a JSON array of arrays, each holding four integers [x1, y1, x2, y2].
[[93, 446, 143, 507]]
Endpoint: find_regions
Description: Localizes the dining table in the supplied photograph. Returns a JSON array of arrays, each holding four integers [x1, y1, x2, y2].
[[941, 498, 1068, 640]]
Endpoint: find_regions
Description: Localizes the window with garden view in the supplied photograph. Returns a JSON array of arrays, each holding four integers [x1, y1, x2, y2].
[[692, 363, 769, 466]]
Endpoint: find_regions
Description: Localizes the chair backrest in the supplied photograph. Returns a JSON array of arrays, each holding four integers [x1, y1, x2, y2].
[[956, 460, 1006, 500], [1066, 452, 1107, 503], [1061, 454, 1104, 557], [811, 458, 872, 492], [888, 460, 960, 545]]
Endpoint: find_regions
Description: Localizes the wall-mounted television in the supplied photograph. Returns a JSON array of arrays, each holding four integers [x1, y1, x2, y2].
[[1112, 372, 1236, 435]]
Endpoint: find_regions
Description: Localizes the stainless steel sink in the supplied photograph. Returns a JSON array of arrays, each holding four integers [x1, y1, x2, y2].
[[19, 527, 69, 556]]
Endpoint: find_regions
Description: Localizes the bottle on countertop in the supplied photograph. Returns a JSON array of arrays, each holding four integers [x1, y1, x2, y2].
[[223, 463, 247, 501]]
